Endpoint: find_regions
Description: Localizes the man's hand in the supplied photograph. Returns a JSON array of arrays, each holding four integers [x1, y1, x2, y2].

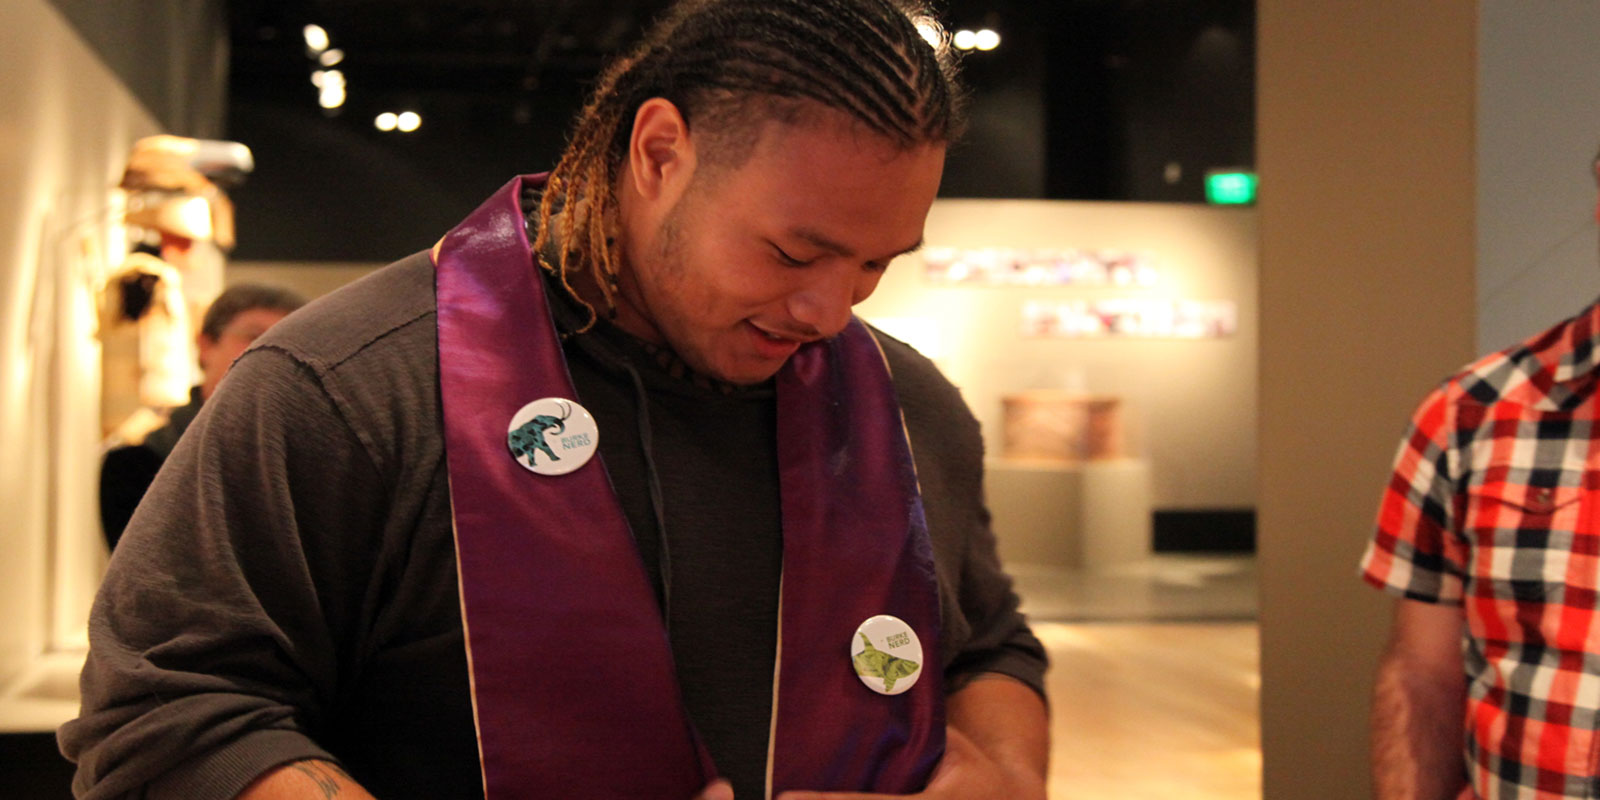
[[777, 675, 1048, 800], [1371, 598, 1468, 800], [696, 778, 735, 800], [776, 725, 1043, 800]]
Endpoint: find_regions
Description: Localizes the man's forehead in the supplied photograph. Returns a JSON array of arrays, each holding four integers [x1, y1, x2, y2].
[[694, 110, 944, 261], [223, 307, 289, 333], [789, 226, 925, 261]]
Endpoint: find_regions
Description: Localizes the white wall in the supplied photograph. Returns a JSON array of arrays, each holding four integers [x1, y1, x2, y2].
[[227, 262, 383, 300], [858, 199, 1259, 511], [0, 0, 161, 689], [1477, 0, 1600, 353]]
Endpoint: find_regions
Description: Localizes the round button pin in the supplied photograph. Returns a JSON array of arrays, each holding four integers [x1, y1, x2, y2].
[[850, 615, 923, 696], [506, 397, 599, 476]]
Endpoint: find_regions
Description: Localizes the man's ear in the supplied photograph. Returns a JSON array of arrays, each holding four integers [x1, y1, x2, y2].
[[626, 98, 695, 201], [196, 331, 220, 367]]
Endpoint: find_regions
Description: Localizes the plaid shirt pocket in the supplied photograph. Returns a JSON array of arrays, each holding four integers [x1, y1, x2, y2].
[[1465, 484, 1584, 605]]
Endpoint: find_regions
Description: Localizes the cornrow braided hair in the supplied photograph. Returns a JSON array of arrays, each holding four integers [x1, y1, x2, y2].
[[532, 0, 966, 332]]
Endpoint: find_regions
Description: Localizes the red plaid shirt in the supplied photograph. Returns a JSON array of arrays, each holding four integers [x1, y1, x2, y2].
[[1363, 299, 1600, 800]]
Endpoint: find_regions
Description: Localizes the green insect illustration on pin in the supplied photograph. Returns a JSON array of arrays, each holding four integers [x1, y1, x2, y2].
[[853, 632, 921, 693]]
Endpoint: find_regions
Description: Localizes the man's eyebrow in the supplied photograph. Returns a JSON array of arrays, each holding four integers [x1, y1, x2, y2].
[[792, 228, 926, 261]]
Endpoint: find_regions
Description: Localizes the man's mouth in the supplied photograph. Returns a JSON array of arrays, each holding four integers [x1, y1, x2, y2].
[[749, 321, 819, 344], [746, 321, 812, 359]]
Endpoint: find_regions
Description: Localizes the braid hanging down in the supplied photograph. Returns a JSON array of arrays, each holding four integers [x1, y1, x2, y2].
[[531, 0, 967, 332]]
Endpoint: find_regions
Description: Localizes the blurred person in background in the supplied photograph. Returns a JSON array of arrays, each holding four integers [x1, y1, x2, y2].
[[98, 282, 304, 550]]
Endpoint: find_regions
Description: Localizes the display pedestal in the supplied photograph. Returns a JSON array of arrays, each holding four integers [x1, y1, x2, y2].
[[984, 458, 1152, 570], [1080, 459, 1153, 568], [984, 460, 1084, 568]]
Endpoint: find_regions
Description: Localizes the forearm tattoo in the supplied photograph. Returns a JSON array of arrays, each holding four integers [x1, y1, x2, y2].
[[291, 761, 351, 799]]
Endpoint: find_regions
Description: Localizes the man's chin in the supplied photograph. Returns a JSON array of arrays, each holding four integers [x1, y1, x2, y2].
[[713, 365, 784, 386], [697, 355, 786, 386], [675, 338, 796, 385]]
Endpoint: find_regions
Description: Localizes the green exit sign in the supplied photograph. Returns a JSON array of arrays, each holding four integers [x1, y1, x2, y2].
[[1205, 170, 1257, 205]]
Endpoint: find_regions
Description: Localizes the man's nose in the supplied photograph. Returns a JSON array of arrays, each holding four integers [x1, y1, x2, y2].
[[785, 269, 864, 336]]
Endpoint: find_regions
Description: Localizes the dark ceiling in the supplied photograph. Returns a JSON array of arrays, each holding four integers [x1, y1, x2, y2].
[[228, 0, 675, 113], [222, 0, 1255, 262]]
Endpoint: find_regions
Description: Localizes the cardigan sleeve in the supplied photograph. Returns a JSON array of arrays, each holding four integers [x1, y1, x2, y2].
[[60, 346, 387, 799], [870, 327, 1049, 701]]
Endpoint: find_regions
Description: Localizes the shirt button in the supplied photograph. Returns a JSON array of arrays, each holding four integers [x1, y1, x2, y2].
[[1533, 488, 1554, 505]]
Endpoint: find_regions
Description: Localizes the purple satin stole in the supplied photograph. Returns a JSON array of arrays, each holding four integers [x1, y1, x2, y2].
[[436, 175, 943, 798]]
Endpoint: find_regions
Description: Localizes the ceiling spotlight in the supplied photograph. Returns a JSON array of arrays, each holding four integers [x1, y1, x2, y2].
[[375, 112, 398, 132], [303, 24, 330, 53], [318, 72, 346, 109], [952, 29, 977, 50], [318, 48, 345, 67], [974, 29, 1001, 51], [396, 111, 422, 132], [319, 84, 346, 109]]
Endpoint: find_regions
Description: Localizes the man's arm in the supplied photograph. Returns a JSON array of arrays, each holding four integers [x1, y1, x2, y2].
[[777, 673, 1048, 800], [1372, 598, 1468, 800], [938, 674, 1049, 795], [236, 761, 376, 800], [61, 348, 388, 799]]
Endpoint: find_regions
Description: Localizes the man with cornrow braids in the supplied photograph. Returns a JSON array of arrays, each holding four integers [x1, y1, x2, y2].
[[61, 1, 1050, 798]]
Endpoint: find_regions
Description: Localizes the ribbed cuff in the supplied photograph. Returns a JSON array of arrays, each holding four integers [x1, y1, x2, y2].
[[946, 653, 1050, 706], [146, 728, 337, 800]]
